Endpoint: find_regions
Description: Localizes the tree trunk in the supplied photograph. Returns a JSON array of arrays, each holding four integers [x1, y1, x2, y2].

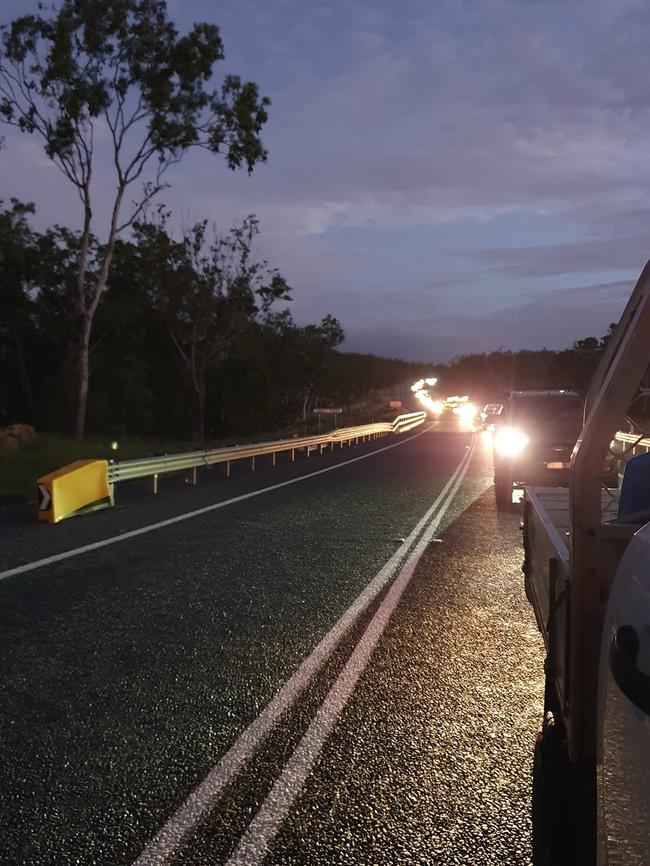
[[73, 313, 91, 441], [195, 375, 206, 445], [13, 326, 34, 423], [72, 185, 124, 441], [301, 391, 311, 421]]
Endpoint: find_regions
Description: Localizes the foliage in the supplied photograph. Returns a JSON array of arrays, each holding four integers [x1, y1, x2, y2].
[[0, 199, 39, 423], [0, 200, 427, 441], [0, 0, 270, 438], [136, 212, 291, 441], [0, 432, 196, 504], [435, 336, 615, 401]]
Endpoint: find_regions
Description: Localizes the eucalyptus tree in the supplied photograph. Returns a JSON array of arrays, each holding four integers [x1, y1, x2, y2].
[[139, 213, 290, 442], [294, 314, 345, 420], [0, 0, 270, 438], [258, 310, 344, 421]]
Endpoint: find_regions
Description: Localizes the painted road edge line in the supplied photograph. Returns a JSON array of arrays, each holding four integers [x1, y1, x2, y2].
[[131, 436, 472, 866], [0, 425, 436, 583], [226, 437, 476, 866]]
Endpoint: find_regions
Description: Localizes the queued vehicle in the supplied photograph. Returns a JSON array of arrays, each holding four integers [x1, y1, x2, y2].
[[444, 394, 467, 412], [479, 402, 502, 430], [493, 390, 584, 510]]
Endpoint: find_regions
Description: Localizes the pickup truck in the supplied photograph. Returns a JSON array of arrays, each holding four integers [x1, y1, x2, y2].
[[493, 389, 584, 510], [522, 262, 650, 865]]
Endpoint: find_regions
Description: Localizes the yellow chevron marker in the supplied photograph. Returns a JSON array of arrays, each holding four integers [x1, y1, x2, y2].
[[36, 460, 110, 523]]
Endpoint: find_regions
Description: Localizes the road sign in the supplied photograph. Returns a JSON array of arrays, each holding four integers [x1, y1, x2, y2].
[[312, 408, 343, 414]]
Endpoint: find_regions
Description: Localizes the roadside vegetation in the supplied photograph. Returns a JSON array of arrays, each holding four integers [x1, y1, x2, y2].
[[0, 434, 195, 505]]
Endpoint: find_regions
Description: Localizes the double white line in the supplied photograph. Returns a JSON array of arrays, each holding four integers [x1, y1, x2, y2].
[[134, 436, 476, 866]]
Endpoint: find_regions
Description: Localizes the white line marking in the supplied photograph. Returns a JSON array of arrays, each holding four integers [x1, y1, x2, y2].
[[226, 438, 476, 866], [131, 438, 472, 866], [0, 425, 437, 584]]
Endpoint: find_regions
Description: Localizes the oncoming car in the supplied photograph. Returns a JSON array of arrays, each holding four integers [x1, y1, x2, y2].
[[493, 390, 584, 510]]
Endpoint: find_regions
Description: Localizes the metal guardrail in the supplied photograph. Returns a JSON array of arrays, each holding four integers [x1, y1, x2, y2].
[[613, 431, 650, 451], [107, 411, 427, 498], [611, 431, 650, 480]]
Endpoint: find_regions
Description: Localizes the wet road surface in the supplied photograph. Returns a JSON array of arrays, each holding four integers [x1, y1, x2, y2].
[[0, 423, 544, 865]]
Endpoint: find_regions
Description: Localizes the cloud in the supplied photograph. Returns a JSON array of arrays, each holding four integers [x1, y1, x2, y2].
[[467, 235, 650, 278], [146, 0, 650, 240], [343, 279, 632, 362], [3, 0, 650, 362]]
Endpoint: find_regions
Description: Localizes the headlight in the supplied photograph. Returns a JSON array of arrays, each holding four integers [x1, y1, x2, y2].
[[495, 427, 529, 456], [431, 400, 444, 415], [455, 402, 477, 420]]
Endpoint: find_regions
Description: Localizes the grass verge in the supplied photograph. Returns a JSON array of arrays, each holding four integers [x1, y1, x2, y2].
[[0, 434, 196, 506]]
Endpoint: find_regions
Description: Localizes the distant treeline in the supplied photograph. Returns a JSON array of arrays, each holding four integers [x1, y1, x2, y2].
[[431, 333, 616, 404], [2, 199, 625, 441], [0, 200, 430, 440]]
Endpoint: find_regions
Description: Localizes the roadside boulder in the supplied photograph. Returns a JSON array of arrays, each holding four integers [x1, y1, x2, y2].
[[0, 432, 20, 451], [0, 423, 36, 449]]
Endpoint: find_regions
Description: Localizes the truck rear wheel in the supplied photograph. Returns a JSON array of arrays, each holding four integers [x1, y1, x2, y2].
[[532, 712, 572, 865]]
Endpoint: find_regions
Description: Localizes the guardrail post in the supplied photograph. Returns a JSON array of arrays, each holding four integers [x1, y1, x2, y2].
[[192, 467, 197, 486], [226, 461, 231, 478], [291, 448, 295, 462], [153, 473, 158, 494], [251, 456, 256, 472], [272, 452, 276, 467]]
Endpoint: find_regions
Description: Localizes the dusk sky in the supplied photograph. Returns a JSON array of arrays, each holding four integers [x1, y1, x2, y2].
[[2, 0, 649, 361]]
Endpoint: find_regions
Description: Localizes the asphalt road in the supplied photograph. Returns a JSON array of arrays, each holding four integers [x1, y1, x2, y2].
[[0, 421, 544, 865]]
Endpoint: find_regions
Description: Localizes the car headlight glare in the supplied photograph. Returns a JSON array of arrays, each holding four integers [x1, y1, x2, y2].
[[454, 402, 477, 420], [495, 427, 529, 456]]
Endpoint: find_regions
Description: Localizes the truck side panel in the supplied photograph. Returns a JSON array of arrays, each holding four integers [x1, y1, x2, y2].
[[524, 488, 571, 714]]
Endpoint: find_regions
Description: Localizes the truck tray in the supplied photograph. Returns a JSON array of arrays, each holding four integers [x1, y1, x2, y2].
[[523, 485, 634, 717], [530, 487, 620, 541]]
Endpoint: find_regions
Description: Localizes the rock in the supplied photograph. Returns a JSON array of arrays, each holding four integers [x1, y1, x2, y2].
[[0, 423, 36, 448], [4, 423, 36, 444], [0, 432, 19, 451]]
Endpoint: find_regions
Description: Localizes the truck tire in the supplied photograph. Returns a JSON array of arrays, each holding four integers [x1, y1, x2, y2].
[[532, 712, 572, 866]]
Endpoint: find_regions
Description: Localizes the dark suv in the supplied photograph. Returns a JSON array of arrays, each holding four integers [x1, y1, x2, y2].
[[493, 390, 584, 510]]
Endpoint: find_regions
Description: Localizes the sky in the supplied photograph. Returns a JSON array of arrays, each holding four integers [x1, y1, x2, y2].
[[2, 0, 650, 361]]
